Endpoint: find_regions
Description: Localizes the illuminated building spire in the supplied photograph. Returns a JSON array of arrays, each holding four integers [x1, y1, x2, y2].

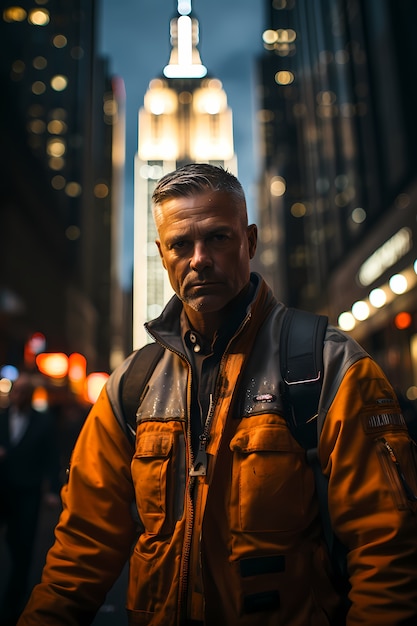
[[163, 0, 207, 78], [133, 1, 236, 349]]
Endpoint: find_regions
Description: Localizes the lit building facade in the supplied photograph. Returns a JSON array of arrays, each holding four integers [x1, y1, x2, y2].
[[133, 0, 236, 348], [256, 0, 417, 398]]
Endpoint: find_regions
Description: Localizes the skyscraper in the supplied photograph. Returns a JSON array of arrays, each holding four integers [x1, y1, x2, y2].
[[0, 0, 118, 371], [133, 0, 237, 348], [256, 0, 417, 397]]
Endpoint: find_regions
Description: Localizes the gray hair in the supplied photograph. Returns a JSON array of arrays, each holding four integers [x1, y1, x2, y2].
[[152, 163, 246, 209]]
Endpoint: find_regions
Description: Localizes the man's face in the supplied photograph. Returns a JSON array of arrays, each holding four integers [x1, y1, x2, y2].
[[155, 191, 257, 316]]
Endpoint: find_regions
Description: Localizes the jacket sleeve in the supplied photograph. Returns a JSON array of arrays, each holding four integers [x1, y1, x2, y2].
[[18, 385, 138, 626], [321, 356, 417, 625]]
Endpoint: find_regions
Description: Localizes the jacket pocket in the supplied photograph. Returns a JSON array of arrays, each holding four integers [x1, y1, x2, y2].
[[131, 426, 183, 535], [229, 417, 314, 533], [376, 434, 417, 511]]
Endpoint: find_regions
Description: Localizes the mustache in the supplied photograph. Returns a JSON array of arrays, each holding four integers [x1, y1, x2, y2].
[[182, 272, 216, 288]]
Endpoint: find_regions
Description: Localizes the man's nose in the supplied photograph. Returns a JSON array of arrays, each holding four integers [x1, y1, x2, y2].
[[190, 241, 212, 271]]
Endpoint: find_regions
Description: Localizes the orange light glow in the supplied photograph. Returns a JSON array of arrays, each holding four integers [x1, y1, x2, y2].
[[85, 372, 109, 404], [68, 353, 86, 381], [394, 312, 412, 330], [36, 352, 68, 378], [68, 353, 86, 394], [32, 386, 48, 411]]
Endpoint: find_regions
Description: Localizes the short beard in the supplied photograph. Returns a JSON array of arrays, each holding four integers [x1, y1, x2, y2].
[[181, 294, 203, 312]]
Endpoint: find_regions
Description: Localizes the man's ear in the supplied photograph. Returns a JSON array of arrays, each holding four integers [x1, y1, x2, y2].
[[155, 240, 167, 269], [247, 224, 258, 259]]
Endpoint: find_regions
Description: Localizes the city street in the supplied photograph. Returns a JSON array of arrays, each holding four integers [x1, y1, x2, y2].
[[0, 498, 128, 625]]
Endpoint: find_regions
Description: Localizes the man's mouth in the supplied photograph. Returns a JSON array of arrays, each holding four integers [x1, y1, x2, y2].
[[188, 281, 219, 289]]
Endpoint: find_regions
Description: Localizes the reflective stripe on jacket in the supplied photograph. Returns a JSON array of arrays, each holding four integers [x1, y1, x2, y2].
[[18, 275, 417, 626]]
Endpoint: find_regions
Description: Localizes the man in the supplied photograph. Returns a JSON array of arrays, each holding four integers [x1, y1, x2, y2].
[[18, 164, 417, 625], [0, 374, 61, 626]]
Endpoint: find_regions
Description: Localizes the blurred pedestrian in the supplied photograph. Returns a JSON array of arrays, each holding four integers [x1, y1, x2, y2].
[[0, 373, 61, 626]]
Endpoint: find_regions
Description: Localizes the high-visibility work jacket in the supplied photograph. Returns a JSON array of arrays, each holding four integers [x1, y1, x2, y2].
[[18, 276, 417, 626]]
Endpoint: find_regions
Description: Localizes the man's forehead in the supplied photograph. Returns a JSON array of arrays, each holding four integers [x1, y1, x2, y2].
[[163, 215, 233, 238], [154, 190, 247, 238]]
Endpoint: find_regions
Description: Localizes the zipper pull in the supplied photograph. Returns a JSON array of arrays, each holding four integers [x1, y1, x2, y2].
[[189, 434, 209, 476], [189, 394, 214, 477], [381, 437, 417, 502]]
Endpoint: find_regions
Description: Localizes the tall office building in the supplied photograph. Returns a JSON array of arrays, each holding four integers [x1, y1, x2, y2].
[[256, 0, 417, 396], [0, 1, 121, 371], [133, 0, 236, 348]]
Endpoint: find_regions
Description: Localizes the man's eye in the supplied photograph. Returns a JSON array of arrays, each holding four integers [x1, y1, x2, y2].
[[211, 234, 228, 242], [171, 241, 186, 250]]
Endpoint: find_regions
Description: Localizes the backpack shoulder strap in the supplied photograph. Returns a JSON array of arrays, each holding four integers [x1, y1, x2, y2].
[[119, 342, 164, 442], [280, 308, 348, 585], [280, 307, 328, 449]]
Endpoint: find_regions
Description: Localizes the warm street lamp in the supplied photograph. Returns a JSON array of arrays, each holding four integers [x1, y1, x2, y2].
[[36, 352, 69, 378]]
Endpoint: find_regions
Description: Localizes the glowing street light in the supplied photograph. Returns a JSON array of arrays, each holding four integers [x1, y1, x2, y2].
[[85, 372, 109, 404], [36, 352, 68, 378], [389, 273, 408, 295], [68, 353, 87, 394], [338, 311, 356, 331], [351, 300, 370, 321]]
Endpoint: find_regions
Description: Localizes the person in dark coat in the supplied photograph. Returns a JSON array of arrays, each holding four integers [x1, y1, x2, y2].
[[0, 373, 61, 625]]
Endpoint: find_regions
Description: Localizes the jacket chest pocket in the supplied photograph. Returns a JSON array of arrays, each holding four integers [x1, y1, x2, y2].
[[229, 418, 314, 533], [131, 424, 185, 535]]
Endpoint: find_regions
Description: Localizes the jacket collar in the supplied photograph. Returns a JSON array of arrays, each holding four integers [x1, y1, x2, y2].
[[145, 273, 277, 355]]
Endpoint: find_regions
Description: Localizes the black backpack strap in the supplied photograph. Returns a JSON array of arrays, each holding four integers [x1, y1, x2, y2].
[[280, 307, 328, 449], [280, 308, 349, 590], [119, 342, 164, 443]]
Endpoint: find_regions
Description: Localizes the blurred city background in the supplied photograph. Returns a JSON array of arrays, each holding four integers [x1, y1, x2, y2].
[[1, 0, 417, 621]]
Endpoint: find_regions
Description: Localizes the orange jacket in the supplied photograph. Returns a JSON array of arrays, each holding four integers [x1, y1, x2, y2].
[[18, 276, 417, 625]]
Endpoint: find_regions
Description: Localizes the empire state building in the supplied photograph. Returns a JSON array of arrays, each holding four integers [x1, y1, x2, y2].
[[133, 0, 237, 348]]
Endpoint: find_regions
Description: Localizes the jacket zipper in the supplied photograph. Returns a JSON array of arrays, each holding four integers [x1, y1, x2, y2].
[[180, 315, 252, 617], [147, 312, 253, 622], [189, 394, 215, 476], [378, 437, 417, 503]]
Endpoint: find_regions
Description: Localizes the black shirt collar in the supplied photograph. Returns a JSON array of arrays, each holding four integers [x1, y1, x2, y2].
[[180, 281, 255, 356]]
